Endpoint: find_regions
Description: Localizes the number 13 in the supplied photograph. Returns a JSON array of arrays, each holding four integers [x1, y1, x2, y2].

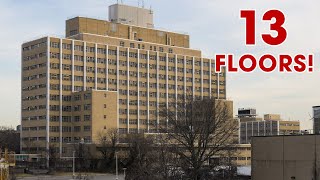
[[240, 10, 287, 46]]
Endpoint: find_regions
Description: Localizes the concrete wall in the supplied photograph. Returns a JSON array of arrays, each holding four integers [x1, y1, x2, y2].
[[252, 135, 320, 180]]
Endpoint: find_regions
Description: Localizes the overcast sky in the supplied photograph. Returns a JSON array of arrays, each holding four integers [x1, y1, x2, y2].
[[0, 0, 319, 130]]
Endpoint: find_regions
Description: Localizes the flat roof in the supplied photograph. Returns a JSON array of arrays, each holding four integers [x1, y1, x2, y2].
[[67, 16, 189, 36], [252, 134, 316, 138]]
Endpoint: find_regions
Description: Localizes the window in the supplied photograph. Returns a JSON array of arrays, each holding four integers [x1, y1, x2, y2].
[[74, 45, 83, 51], [84, 126, 91, 132], [120, 41, 125, 47], [130, 43, 135, 48], [97, 48, 106, 54], [104, 104, 107, 108], [74, 126, 81, 132], [62, 126, 72, 132], [70, 30, 78, 36], [62, 116, 72, 122], [86, 47, 95, 53], [84, 93, 91, 100], [74, 116, 81, 122], [50, 42, 59, 48], [62, 43, 72, 50], [159, 47, 164, 52], [73, 105, 81, 111], [84, 115, 91, 121], [84, 104, 91, 111], [62, 106, 71, 112]]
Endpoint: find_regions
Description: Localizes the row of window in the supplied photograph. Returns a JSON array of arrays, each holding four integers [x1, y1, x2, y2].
[[23, 73, 46, 81], [49, 104, 91, 112], [49, 93, 92, 102], [50, 115, 91, 122], [22, 84, 46, 92], [23, 52, 46, 61], [23, 41, 47, 52], [21, 136, 92, 144], [49, 73, 220, 85], [22, 116, 46, 121], [48, 51, 218, 68], [22, 94, 46, 101], [22, 105, 46, 112], [22, 126, 46, 131], [51, 40, 174, 54], [23, 63, 46, 71], [47, 63, 223, 80], [49, 126, 91, 132], [118, 128, 159, 134]]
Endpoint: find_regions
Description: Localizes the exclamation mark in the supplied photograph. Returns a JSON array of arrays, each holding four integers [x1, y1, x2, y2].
[[309, 54, 313, 72]]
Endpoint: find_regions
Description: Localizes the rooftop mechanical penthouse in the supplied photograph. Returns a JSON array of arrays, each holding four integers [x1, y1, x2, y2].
[[21, 3, 227, 155]]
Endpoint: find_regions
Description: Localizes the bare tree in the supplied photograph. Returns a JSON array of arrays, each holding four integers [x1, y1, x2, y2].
[[159, 95, 238, 180], [124, 134, 159, 180], [0, 126, 20, 153], [96, 129, 118, 171], [72, 140, 93, 172], [48, 143, 59, 170]]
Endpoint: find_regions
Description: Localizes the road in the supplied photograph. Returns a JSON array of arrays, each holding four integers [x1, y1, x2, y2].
[[17, 174, 124, 180]]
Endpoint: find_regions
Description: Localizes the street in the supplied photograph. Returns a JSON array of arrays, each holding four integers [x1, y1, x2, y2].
[[17, 174, 124, 180]]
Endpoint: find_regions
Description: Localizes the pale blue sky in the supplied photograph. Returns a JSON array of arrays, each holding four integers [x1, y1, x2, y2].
[[0, 0, 319, 129]]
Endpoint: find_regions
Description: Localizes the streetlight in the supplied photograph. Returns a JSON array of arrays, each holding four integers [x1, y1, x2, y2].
[[123, 168, 127, 180], [116, 152, 118, 180], [72, 151, 75, 178]]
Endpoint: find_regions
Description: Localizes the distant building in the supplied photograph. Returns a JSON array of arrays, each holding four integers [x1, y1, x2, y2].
[[239, 120, 300, 144], [237, 109, 300, 144], [237, 108, 262, 122], [252, 135, 320, 180], [313, 106, 320, 134], [264, 114, 281, 121], [16, 125, 21, 131]]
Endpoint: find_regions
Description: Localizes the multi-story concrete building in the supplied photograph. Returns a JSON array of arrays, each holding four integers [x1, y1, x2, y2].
[[21, 4, 226, 155], [239, 114, 300, 144], [313, 106, 320, 134]]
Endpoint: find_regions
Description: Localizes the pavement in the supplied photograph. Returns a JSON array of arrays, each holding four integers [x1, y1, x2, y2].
[[17, 174, 124, 180]]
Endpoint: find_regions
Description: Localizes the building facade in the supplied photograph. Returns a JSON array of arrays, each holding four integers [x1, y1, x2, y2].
[[252, 135, 320, 180], [313, 106, 320, 134], [237, 108, 262, 122], [21, 4, 226, 155], [239, 120, 300, 144]]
